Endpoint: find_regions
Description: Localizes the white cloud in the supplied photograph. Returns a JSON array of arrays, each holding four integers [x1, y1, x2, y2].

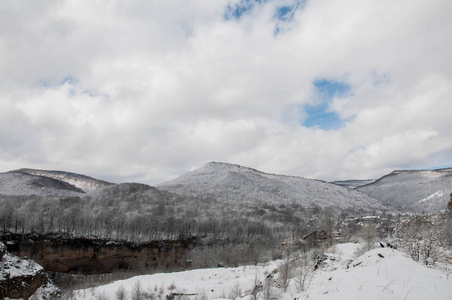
[[0, 0, 451, 184]]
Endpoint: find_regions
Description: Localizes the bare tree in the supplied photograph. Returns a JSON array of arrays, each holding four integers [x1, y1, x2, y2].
[[250, 274, 262, 300], [132, 280, 143, 300], [262, 276, 275, 300], [228, 282, 242, 300], [360, 222, 378, 250], [115, 285, 127, 300], [448, 193, 452, 218], [320, 210, 335, 246], [278, 236, 294, 292], [294, 254, 314, 292], [278, 259, 291, 292]]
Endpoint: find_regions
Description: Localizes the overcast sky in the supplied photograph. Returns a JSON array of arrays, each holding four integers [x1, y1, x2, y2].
[[1, 0, 451, 184]]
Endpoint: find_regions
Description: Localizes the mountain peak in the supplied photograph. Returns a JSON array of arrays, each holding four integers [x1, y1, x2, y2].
[[158, 161, 385, 213], [201, 161, 259, 173]]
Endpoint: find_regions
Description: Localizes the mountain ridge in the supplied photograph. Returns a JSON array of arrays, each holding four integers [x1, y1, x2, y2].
[[0, 170, 85, 196], [157, 161, 386, 214], [15, 168, 113, 192], [1, 163, 451, 213], [356, 168, 452, 213]]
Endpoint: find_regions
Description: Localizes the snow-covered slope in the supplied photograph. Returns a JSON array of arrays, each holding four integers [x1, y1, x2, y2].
[[71, 243, 451, 300], [0, 170, 85, 196], [0, 168, 113, 196], [158, 162, 385, 213], [17, 168, 113, 192], [303, 245, 451, 300], [357, 168, 452, 213]]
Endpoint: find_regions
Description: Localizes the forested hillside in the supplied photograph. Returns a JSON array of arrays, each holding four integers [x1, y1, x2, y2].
[[357, 168, 452, 213], [0, 164, 387, 247]]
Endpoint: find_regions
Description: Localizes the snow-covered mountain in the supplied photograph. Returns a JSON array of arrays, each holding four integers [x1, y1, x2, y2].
[[0, 169, 86, 196], [158, 162, 386, 214], [16, 168, 113, 192], [357, 168, 452, 213], [2, 163, 450, 214], [0, 168, 113, 196]]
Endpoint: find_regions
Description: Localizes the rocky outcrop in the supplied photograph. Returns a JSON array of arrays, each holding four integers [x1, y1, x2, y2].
[[3, 234, 194, 275], [0, 242, 60, 299]]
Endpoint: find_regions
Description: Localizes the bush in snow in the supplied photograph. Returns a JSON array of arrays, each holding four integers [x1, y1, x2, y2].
[[394, 215, 441, 265]]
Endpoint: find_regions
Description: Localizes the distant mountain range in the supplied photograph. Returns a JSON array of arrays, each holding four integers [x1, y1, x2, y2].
[[0, 163, 451, 214]]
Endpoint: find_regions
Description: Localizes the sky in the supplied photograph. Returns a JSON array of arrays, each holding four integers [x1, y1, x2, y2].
[[0, 0, 451, 184]]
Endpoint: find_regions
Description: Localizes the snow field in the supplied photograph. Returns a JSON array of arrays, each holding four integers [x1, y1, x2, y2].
[[72, 243, 452, 300], [72, 262, 280, 300]]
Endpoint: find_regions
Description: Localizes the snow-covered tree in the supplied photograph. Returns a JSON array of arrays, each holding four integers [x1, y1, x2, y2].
[[394, 215, 441, 265]]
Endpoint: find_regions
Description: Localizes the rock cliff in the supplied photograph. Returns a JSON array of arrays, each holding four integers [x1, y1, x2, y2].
[[3, 234, 193, 275]]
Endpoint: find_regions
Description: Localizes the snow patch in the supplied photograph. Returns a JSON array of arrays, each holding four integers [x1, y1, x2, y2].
[[0, 251, 44, 280], [417, 190, 444, 203]]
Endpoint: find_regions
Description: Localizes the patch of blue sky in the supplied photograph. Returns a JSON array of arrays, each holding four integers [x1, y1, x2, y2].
[[302, 102, 344, 130], [224, 0, 267, 20], [37, 76, 98, 98], [59, 75, 97, 98], [60, 75, 78, 85], [425, 164, 452, 170], [275, 0, 306, 21], [224, 0, 306, 36], [275, 6, 294, 21], [314, 79, 350, 97], [302, 79, 352, 130], [273, 0, 306, 35], [57, 76, 77, 96]]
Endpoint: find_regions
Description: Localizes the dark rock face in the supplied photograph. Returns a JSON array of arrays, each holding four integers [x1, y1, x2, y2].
[[2, 234, 193, 275]]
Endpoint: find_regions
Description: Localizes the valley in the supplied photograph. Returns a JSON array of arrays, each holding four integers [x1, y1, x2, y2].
[[0, 162, 451, 298]]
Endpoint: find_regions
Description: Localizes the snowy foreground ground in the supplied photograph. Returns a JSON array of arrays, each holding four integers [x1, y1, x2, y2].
[[72, 243, 451, 300]]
